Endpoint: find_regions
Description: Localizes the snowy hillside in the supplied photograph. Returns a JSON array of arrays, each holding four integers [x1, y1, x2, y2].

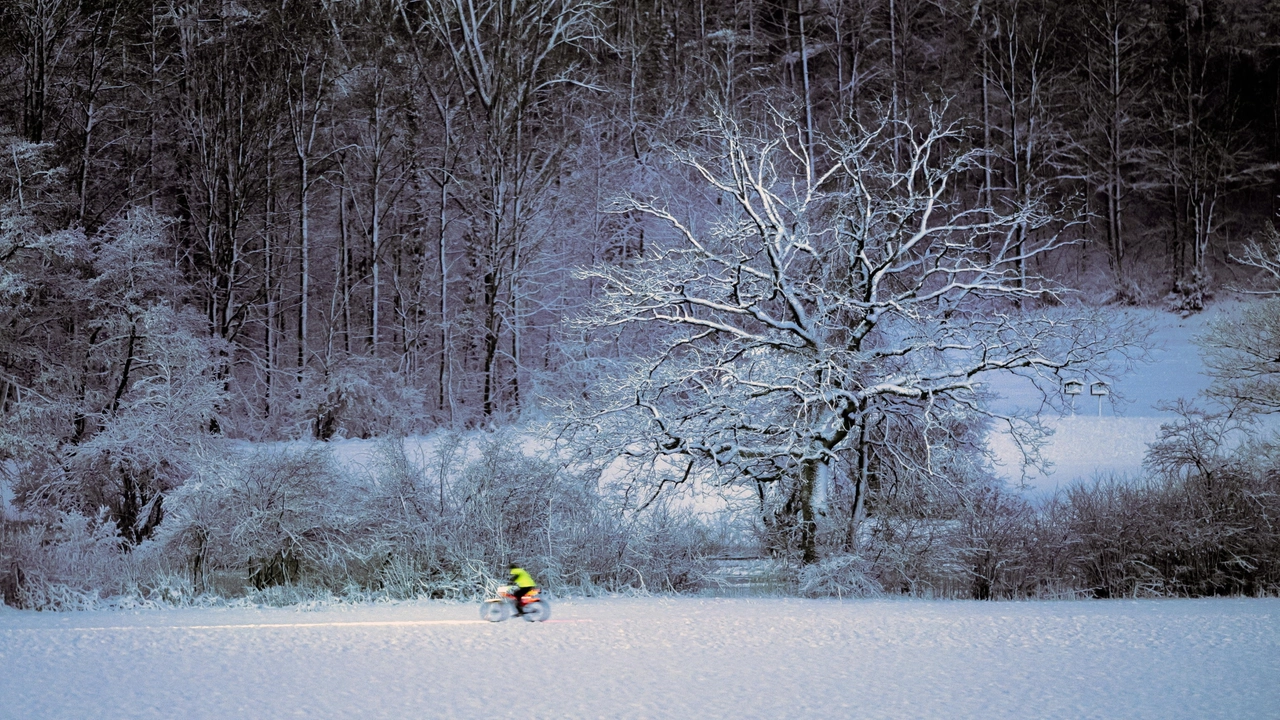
[[988, 306, 1236, 493], [296, 305, 1245, 497], [2, 597, 1277, 719], [0, 306, 1226, 520]]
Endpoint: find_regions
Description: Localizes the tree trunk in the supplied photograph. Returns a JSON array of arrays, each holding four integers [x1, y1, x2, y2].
[[264, 136, 276, 419], [298, 155, 309, 374], [20, 0, 59, 144], [438, 170, 452, 421], [370, 164, 381, 356], [482, 268, 502, 418], [1107, 14, 1125, 278], [109, 322, 137, 416], [799, 0, 814, 176], [340, 184, 352, 353], [794, 458, 819, 565], [848, 419, 871, 552], [77, 96, 96, 223], [889, 0, 900, 170]]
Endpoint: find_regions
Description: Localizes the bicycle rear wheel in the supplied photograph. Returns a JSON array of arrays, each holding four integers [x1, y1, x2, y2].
[[480, 600, 509, 622]]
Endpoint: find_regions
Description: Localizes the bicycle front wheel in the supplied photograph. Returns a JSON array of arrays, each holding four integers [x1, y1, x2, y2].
[[521, 600, 550, 622]]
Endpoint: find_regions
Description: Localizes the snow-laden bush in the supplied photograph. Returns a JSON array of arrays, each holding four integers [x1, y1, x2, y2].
[[861, 516, 972, 597], [154, 446, 358, 595], [1055, 476, 1168, 597], [800, 484, 1084, 600], [1052, 410, 1280, 598], [290, 356, 431, 441], [0, 510, 134, 609], [141, 434, 721, 602], [8, 418, 1278, 607], [550, 498, 718, 593], [952, 485, 1086, 600], [359, 432, 717, 596], [798, 555, 883, 598]]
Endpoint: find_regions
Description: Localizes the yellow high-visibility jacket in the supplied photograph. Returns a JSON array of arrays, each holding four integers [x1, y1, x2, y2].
[[509, 567, 536, 588]]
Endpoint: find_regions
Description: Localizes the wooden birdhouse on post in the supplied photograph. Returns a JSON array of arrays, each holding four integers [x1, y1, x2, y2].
[[1090, 380, 1109, 417], [1063, 378, 1085, 414]]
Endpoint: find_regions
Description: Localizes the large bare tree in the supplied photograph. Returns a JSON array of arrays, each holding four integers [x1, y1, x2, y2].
[[570, 106, 1146, 562]]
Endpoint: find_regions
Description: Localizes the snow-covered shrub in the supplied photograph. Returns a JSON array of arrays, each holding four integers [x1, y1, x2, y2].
[[1, 509, 134, 609], [858, 515, 970, 597], [798, 555, 883, 598], [955, 486, 1045, 599], [1055, 413, 1280, 598], [803, 482, 1076, 600], [1168, 267, 1213, 313], [348, 432, 718, 596], [1138, 412, 1280, 596], [1056, 477, 1166, 597], [1015, 499, 1088, 599], [155, 446, 357, 595], [341, 435, 489, 598], [549, 498, 717, 593], [291, 356, 431, 441]]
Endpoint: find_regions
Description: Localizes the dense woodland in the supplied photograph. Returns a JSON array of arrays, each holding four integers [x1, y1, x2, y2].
[[2, 0, 1280, 606]]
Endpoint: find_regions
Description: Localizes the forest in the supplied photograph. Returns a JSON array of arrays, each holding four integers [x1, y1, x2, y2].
[[1, 0, 1279, 607]]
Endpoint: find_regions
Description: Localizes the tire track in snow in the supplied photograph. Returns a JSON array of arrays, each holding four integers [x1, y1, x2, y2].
[[2, 618, 593, 632]]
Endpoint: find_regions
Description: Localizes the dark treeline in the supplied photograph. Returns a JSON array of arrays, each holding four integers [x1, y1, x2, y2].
[[2, 0, 1280, 606], [2, 0, 1278, 438]]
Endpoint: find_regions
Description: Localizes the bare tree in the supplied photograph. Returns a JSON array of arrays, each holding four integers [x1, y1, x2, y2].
[[1073, 0, 1155, 285], [170, 4, 276, 346], [1153, 0, 1273, 309], [421, 0, 600, 418], [6, 0, 78, 144], [1234, 223, 1280, 292], [284, 40, 335, 373], [1200, 229, 1280, 414], [69, 2, 122, 226], [339, 58, 411, 359], [976, 0, 1076, 291], [570, 105, 1145, 563]]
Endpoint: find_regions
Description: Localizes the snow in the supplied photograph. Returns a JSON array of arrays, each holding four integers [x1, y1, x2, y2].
[[1, 597, 1277, 719], [988, 306, 1245, 493], [0, 478, 13, 520], [988, 415, 1171, 489]]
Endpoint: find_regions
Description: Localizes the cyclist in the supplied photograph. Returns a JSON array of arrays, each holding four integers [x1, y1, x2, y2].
[[508, 563, 537, 616]]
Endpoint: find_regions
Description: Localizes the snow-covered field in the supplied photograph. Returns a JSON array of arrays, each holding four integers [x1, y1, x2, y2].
[[989, 306, 1242, 493], [2, 597, 1277, 719]]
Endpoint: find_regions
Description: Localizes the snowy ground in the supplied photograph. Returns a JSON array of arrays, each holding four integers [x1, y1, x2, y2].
[[988, 306, 1243, 493], [2, 597, 1277, 719]]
